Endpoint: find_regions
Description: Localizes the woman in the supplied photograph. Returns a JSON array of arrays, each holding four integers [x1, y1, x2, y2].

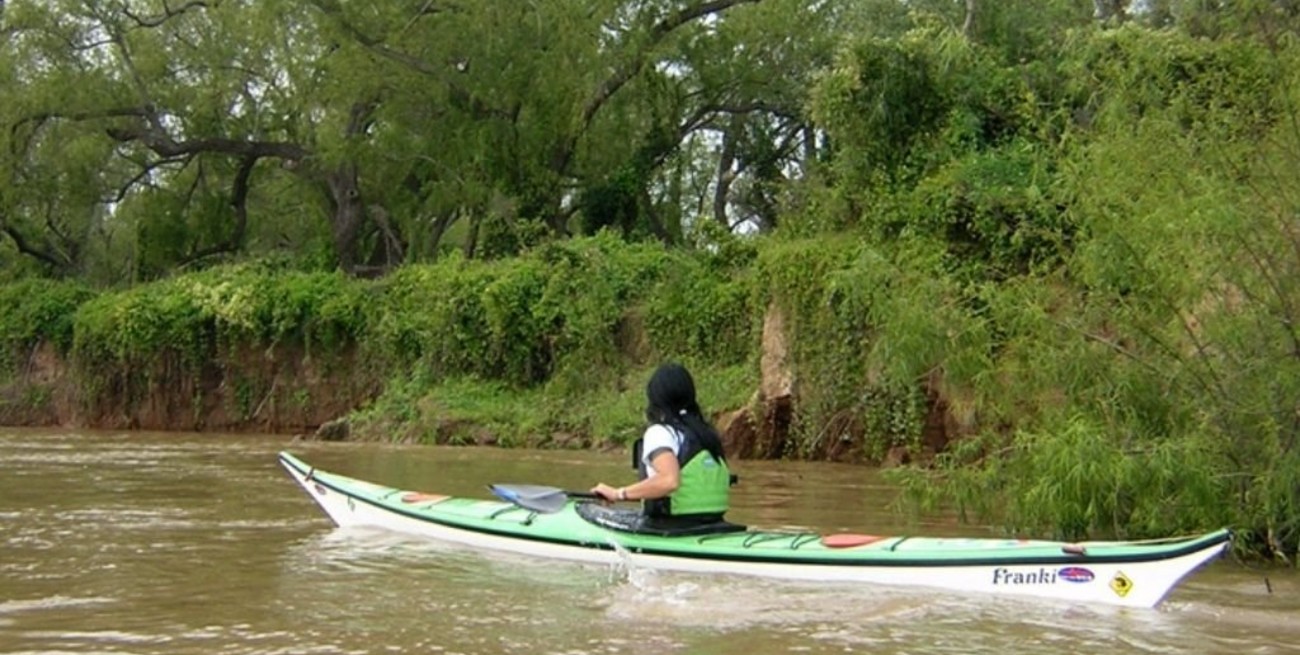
[[591, 362, 732, 526]]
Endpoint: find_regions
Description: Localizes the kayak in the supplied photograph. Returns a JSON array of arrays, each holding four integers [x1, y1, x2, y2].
[[279, 451, 1229, 609]]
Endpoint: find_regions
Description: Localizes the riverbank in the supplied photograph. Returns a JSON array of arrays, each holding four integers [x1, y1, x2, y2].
[[2, 233, 1297, 557], [0, 236, 960, 463]]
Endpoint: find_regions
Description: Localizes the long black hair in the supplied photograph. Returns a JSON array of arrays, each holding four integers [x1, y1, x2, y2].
[[644, 362, 726, 463]]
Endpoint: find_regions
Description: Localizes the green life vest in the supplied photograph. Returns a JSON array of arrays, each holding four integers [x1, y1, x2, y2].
[[669, 448, 731, 516], [637, 426, 730, 518]]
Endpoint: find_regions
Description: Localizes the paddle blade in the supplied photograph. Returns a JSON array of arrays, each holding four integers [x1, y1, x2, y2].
[[488, 483, 571, 514]]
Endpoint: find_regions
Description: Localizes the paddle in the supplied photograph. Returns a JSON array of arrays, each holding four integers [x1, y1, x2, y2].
[[488, 483, 602, 514]]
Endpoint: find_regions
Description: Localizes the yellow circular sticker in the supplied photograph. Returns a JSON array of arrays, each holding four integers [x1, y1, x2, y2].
[[1110, 571, 1134, 597]]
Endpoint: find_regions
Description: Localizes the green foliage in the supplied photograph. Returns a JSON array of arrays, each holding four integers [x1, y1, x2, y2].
[[541, 360, 756, 448], [580, 169, 644, 238], [351, 373, 551, 447], [0, 278, 95, 376], [812, 31, 950, 183], [475, 216, 552, 261], [641, 255, 756, 367], [892, 417, 1231, 541], [879, 20, 1300, 554], [372, 257, 495, 376], [1059, 25, 1281, 143], [71, 265, 370, 370], [964, 0, 1095, 61], [806, 19, 1077, 282], [369, 233, 754, 389], [351, 361, 757, 449], [351, 234, 762, 445], [529, 236, 665, 387], [752, 237, 982, 459], [906, 141, 1071, 279]]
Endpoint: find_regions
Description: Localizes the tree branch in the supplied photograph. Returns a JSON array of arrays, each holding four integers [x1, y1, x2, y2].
[[579, 0, 762, 130], [307, 0, 505, 120], [87, 4, 169, 134], [12, 107, 308, 270], [11, 108, 151, 154], [1, 224, 70, 271], [180, 154, 255, 265], [42, 203, 73, 251], [700, 100, 799, 119], [104, 120, 308, 161], [120, 1, 215, 28], [551, 0, 761, 175], [105, 154, 193, 203], [713, 114, 740, 226]]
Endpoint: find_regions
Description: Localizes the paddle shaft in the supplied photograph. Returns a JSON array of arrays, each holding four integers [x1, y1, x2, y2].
[[489, 483, 605, 513]]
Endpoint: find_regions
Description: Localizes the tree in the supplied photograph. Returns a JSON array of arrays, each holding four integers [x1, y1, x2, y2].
[[1, 0, 908, 278], [1, 1, 403, 278]]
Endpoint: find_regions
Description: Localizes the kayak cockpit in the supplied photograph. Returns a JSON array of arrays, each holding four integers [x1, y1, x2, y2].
[[575, 501, 746, 537]]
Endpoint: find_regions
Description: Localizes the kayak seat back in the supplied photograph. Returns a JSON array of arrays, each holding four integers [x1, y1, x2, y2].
[[576, 502, 746, 537]]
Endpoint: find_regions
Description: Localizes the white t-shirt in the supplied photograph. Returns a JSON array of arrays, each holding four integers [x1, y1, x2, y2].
[[640, 424, 684, 479]]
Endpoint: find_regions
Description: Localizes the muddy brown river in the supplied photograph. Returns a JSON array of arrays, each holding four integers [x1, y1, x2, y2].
[[1, 429, 1296, 654]]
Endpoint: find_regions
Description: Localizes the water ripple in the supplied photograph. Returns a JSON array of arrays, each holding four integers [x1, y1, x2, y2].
[[0, 596, 118, 614]]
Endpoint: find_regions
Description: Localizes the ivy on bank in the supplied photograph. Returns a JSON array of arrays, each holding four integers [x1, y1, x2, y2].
[[0, 278, 96, 377]]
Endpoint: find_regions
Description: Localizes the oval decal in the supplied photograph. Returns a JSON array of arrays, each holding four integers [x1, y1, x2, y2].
[[1057, 566, 1095, 583]]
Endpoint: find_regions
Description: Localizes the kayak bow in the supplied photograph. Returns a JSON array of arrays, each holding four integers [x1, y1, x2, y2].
[[279, 452, 1228, 609]]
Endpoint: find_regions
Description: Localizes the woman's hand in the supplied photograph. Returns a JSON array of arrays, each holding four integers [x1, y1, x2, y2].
[[591, 483, 622, 503]]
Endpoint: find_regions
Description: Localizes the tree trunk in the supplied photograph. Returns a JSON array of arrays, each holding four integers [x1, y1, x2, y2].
[[463, 213, 481, 259], [713, 115, 741, 227], [325, 165, 366, 273], [364, 203, 405, 270], [324, 100, 379, 273], [427, 209, 459, 262]]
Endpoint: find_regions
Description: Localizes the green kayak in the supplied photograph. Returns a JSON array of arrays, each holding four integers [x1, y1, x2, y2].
[[280, 451, 1229, 609]]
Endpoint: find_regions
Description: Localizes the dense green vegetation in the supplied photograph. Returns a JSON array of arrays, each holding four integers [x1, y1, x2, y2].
[[0, 278, 95, 376], [4, 1, 1300, 559]]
